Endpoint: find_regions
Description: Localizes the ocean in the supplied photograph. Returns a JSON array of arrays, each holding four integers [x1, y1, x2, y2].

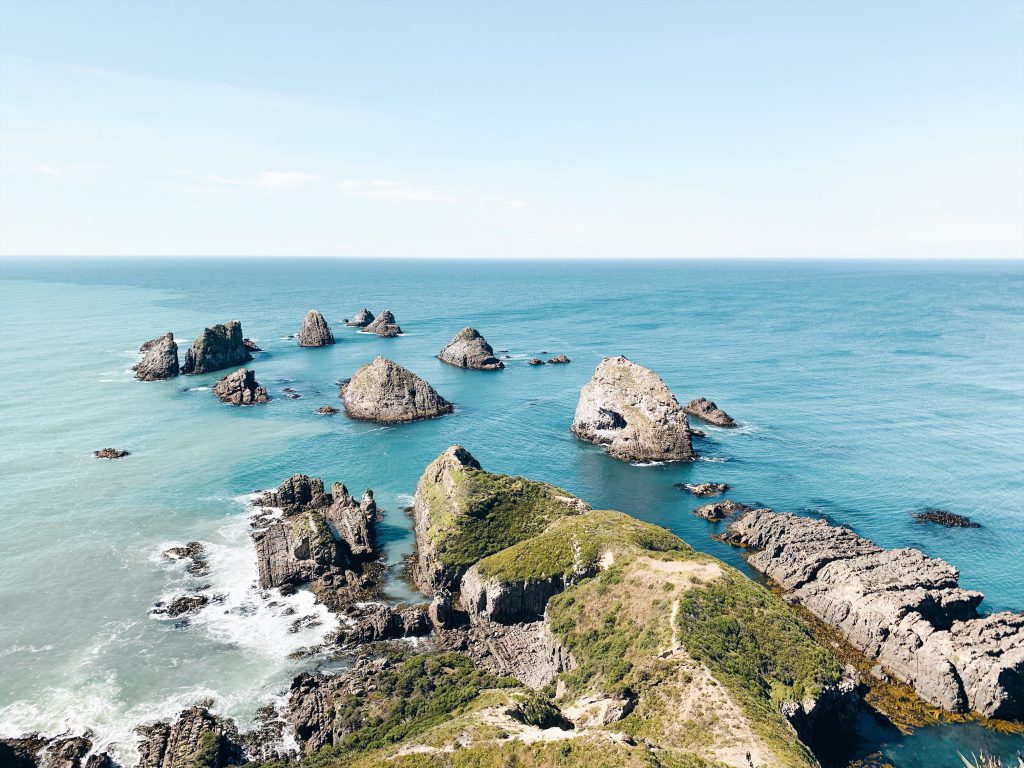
[[1, 258, 1021, 765]]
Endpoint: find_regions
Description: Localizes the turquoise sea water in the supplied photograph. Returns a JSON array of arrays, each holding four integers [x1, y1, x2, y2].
[[1, 258, 1022, 766]]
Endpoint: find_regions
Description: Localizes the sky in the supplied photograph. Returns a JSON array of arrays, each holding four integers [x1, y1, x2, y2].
[[0, 0, 1022, 260]]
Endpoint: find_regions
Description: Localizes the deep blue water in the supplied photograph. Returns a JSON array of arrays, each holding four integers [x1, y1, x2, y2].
[[1, 258, 1021, 765]]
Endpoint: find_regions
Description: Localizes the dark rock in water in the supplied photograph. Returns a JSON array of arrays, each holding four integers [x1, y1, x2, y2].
[[181, 321, 253, 375], [676, 482, 729, 497], [134, 332, 180, 381], [297, 310, 335, 347], [571, 356, 695, 463], [547, 354, 570, 364], [213, 368, 269, 405], [343, 603, 431, 644], [363, 309, 401, 337], [136, 705, 244, 768], [94, 448, 129, 459], [316, 405, 339, 415], [683, 397, 736, 428], [692, 499, 751, 521], [340, 357, 453, 423], [345, 308, 375, 328], [725, 508, 1024, 719], [913, 508, 980, 528], [242, 338, 262, 352], [437, 327, 504, 370], [527, 358, 545, 366]]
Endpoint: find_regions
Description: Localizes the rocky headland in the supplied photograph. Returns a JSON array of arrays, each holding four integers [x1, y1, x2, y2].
[[297, 310, 335, 347], [684, 397, 737, 427], [570, 356, 695, 463], [181, 321, 253, 375], [134, 333, 179, 381], [437, 327, 504, 370], [340, 357, 453, 423], [724, 508, 1023, 720], [213, 368, 269, 405], [362, 309, 401, 337], [345, 308, 374, 327]]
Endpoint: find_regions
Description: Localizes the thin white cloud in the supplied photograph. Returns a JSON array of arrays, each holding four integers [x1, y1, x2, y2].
[[339, 179, 458, 203]]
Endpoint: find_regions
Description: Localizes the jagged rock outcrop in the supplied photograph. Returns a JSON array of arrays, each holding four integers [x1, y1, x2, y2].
[[362, 309, 401, 337], [676, 482, 728, 497], [692, 499, 750, 521], [340, 357, 452, 423], [725, 508, 1024, 719], [684, 397, 736, 428], [345, 308, 374, 328], [213, 368, 269, 405], [297, 310, 335, 347], [94, 448, 129, 459], [181, 321, 253, 375], [134, 333, 179, 381], [136, 705, 244, 768], [571, 356, 695, 463], [437, 327, 504, 370]]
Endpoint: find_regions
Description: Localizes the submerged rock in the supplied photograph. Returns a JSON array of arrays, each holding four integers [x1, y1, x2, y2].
[[684, 397, 736, 428], [692, 499, 750, 521], [913, 508, 981, 528], [362, 309, 401, 337], [676, 482, 729, 497], [571, 356, 695, 463], [725, 508, 1024, 719], [297, 310, 335, 347], [345, 308, 375, 328], [182, 321, 252, 375], [94, 448, 129, 459], [134, 332, 180, 381], [340, 357, 452, 423], [437, 327, 504, 370], [547, 354, 571, 364], [213, 368, 269, 405]]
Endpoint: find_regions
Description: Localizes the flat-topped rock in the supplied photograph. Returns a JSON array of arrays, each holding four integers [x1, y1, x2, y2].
[[134, 332, 179, 381], [725, 508, 1024, 719], [684, 397, 736, 428], [363, 309, 401, 337], [340, 357, 452, 423], [438, 327, 504, 370], [181, 321, 253, 374], [297, 310, 335, 347], [571, 356, 695, 463], [346, 308, 375, 327], [213, 368, 269, 405]]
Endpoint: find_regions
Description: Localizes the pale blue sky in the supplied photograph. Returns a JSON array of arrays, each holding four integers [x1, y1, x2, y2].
[[0, 0, 1021, 258]]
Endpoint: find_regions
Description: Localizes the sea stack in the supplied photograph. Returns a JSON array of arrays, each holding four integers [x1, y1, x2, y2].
[[571, 356, 695, 463], [340, 357, 452, 423], [213, 368, 269, 405], [133, 333, 179, 381], [363, 309, 402, 337], [684, 397, 736, 428], [181, 321, 252, 374], [297, 310, 335, 347], [346, 308, 375, 328], [437, 327, 504, 370]]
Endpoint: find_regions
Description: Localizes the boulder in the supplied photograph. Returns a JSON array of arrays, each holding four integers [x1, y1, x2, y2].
[[547, 354, 570, 364], [725, 509, 1024, 719], [181, 321, 253, 375], [134, 333, 180, 381], [362, 309, 401, 337], [297, 310, 335, 347], [345, 308, 375, 328], [213, 368, 269, 405], [684, 397, 736, 428], [136, 705, 243, 768], [340, 357, 453, 423], [675, 482, 729, 497], [692, 500, 751, 521], [437, 327, 504, 370], [570, 356, 695, 463], [94, 448, 129, 459]]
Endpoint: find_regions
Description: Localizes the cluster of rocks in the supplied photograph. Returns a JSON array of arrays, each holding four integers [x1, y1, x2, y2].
[[437, 327, 504, 370], [297, 310, 335, 347], [724, 508, 1024, 719], [340, 357, 452, 423]]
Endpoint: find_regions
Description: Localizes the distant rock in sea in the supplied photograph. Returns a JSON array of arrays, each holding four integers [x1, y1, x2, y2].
[[213, 368, 269, 405], [181, 321, 253, 374], [913, 508, 981, 528], [675, 482, 729, 497], [363, 309, 402, 337], [297, 310, 335, 347], [547, 354, 570, 364], [94, 448, 129, 459], [684, 397, 736, 428], [134, 332, 179, 381], [571, 356, 695, 463], [340, 357, 452, 423], [346, 308, 375, 327], [437, 327, 504, 370]]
